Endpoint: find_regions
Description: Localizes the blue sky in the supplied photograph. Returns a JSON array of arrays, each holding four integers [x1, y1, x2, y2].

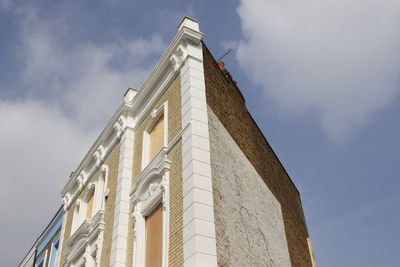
[[1, 0, 399, 266]]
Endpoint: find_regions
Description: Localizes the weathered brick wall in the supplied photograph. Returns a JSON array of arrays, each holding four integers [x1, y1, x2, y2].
[[203, 43, 312, 267], [126, 74, 183, 267], [209, 107, 291, 267], [59, 143, 120, 267]]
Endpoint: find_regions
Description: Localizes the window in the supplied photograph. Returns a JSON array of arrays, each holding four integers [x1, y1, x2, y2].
[[85, 189, 94, 219], [70, 167, 109, 236], [149, 114, 165, 161], [142, 103, 168, 169], [145, 203, 163, 267], [36, 254, 46, 267], [48, 237, 60, 267], [131, 157, 170, 267]]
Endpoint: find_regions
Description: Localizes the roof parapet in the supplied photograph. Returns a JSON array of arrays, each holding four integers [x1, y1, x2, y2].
[[178, 16, 199, 32]]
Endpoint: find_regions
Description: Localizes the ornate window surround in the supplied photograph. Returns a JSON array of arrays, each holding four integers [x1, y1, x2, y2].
[[70, 165, 109, 236], [141, 101, 169, 170], [130, 149, 171, 267], [62, 209, 105, 267], [64, 165, 109, 267]]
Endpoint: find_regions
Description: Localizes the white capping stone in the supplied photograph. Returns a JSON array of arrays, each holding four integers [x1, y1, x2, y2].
[[178, 16, 200, 32], [124, 87, 139, 102]]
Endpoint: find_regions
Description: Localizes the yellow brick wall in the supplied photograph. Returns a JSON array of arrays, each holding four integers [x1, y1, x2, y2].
[[59, 142, 121, 266], [100, 142, 120, 267], [126, 74, 183, 266], [167, 140, 183, 266]]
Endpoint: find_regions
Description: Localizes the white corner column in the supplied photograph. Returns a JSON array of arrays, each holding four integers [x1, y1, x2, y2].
[[179, 17, 218, 267], [110, 118, 134, 267]]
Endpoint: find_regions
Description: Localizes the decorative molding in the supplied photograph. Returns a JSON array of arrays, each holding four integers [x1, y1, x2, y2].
[[170, 42, 189, 73], [61, 15, 203, 212], [130, 147, 171, 267], [58, 15, 206, 267], [141, 182, 159, 202], [113, 116, 126, 138], [63, 210, 105, 267], [62, 114, 127, 210]]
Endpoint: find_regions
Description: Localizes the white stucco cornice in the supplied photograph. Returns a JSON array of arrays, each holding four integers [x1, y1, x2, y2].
[[61, 17, 204, 210]]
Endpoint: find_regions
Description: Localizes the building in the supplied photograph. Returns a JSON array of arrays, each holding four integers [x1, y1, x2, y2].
[[21, 16, 316, 267], [19, 206, 64, 267]]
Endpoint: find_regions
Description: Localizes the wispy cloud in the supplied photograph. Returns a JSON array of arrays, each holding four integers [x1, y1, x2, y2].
[[17, 5, 165, 129], [236, 0, 400, 141]]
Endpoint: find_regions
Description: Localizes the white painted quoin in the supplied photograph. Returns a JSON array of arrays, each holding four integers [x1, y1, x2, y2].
[[178, 17, 218, 267]]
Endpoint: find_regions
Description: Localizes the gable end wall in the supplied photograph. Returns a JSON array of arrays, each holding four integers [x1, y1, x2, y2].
[[203, 43, 312, 267]]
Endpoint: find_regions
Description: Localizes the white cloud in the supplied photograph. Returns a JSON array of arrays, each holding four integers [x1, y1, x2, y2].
[[236, 0, 400, 140], [0, 100, 94, 263], [0, 5, 165, 265], [18, 6, 165, 129]]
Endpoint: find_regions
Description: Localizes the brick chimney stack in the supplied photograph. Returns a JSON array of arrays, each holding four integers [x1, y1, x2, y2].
[[217, 60, 238, 86]]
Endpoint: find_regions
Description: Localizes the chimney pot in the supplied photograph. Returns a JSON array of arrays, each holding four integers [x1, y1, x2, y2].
[[218, 61, 225, 71]]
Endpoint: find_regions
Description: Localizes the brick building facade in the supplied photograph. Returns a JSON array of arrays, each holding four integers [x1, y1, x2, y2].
[[20, 17, 315, 267]]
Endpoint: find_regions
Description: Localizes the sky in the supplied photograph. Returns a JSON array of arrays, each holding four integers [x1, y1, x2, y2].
[[1, 0, 399, 266]]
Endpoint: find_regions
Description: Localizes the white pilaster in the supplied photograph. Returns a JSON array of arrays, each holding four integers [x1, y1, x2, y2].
[[110, 126, 134, 267], [178, 17, 218, 267]]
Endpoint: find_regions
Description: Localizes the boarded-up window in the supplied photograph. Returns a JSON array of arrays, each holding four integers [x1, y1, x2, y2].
[[145, 204, 163, 267], [149, 115, 164, 161], [86, 190, 94, 219]]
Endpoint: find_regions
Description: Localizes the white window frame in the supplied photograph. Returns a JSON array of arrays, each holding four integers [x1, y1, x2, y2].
[[48, 235, 60, 267], [131, 152, 170, 267], [141, 102, 169, 170], [70, 200, 82, 234]]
